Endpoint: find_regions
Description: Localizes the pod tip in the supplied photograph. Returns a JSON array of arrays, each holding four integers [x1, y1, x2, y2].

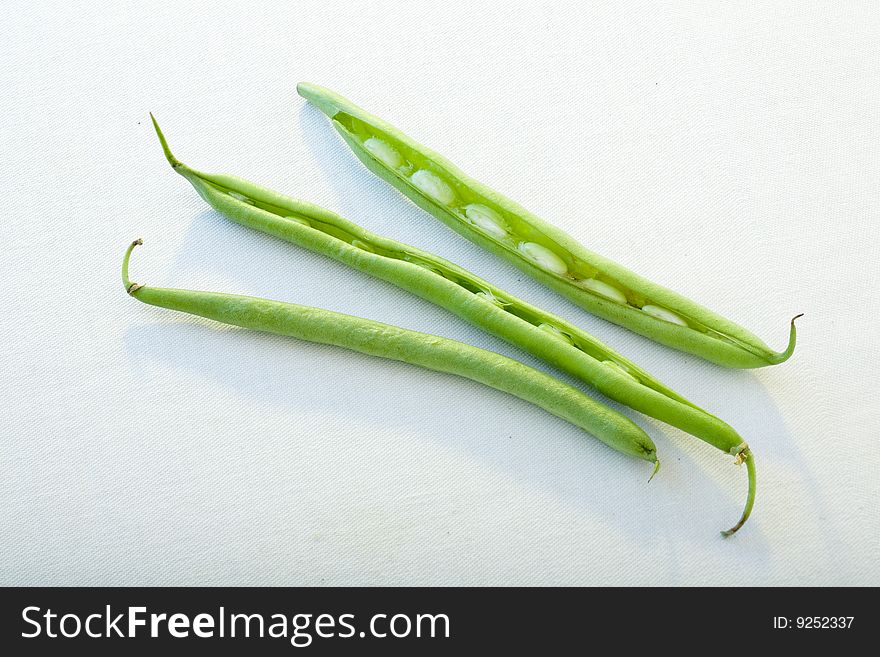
[[296, 82, 342, 118], [149, 113, 181, 169], [771, 313, 803, 364], [648, 459, 660, 482]]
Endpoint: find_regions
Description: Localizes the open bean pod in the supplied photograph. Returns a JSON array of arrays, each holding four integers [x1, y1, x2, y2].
[[297, 83, 800, 370]]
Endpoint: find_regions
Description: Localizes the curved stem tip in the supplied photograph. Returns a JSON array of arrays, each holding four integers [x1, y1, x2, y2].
[[149, 113, 181, 169], [648, 459, 660, 482], [770, 314, 803, 364], [721, 448, 756, 537], [122, 239, 144, 294]]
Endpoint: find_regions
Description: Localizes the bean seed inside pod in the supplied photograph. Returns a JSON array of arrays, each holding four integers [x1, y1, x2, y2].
[[602, 360, 639, 382], [227, 190, 254, 205], [364, 137, 404, 169], [475, 290, 505, 307], [576, 278, 627, 304], [517, 242, 568, 275], [463, 204, 509, 238], [641, 304, 688, 326], [412, 262, 445, 277], [410, 170, 455, 205], [538, 323, 573, 344]]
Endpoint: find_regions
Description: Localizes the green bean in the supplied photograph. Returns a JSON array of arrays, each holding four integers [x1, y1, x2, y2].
[[150, 115, 757, 535], [122, 239, 659, 469], [297, 82, 801, 370]]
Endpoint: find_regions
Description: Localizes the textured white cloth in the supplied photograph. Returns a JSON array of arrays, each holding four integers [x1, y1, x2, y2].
[[2, 0, 878, 586]]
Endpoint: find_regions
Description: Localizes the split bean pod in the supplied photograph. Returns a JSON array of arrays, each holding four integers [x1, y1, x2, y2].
[[296, 83, 800, 370]]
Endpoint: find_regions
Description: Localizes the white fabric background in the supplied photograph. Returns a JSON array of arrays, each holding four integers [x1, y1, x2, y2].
[[2, 0, 878, 586]]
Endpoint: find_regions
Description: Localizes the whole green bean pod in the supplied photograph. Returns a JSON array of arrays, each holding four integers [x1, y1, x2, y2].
[[122, 239, 658, 469], [151, 115, 756, 535], [297, 82, 800, 370]]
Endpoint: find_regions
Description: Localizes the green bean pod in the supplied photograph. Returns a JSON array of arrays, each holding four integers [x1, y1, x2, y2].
[[297, 82, 800, 370], [122, 239, 658, 469], [151, 115, 757, 535]]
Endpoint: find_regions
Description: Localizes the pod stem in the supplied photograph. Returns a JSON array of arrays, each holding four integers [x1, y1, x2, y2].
[[721, 448, 756, 537], [770, 314, 803, 364], [648, 459, 660, 482], [123, 239, 144, 294]]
